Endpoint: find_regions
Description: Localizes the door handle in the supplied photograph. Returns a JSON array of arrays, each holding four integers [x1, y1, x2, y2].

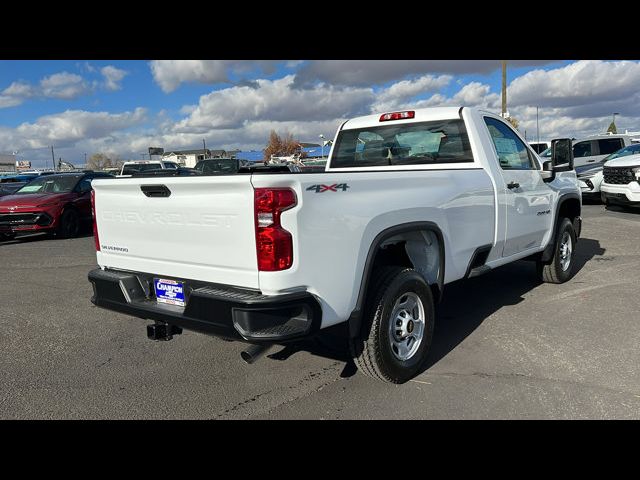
[[140, 185, 171, 197], [587, 159, 595, 162], [507, 181, 520, 189]]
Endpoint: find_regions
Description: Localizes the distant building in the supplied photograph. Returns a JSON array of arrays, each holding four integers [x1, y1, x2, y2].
[[0, 153, 16, 172], [225, 149, 240, 159], [162, 149, 211, 168]]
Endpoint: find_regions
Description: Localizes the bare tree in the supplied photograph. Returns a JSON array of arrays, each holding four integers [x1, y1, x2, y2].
[[506, 116, 519, 130], [87, 153, 120, 171], [263, 131, 306, 163]]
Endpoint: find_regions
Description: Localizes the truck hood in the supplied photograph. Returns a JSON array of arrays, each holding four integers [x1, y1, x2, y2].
[[604, 154, 640, 168], [0, 192, 70, 210]]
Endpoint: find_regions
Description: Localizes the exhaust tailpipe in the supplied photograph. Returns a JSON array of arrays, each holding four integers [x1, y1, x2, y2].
[[241, 344, 271, 364]]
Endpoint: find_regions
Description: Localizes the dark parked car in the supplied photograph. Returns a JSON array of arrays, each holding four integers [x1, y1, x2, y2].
[[0, 171, 113, 241], [194, 158, 249, 174]]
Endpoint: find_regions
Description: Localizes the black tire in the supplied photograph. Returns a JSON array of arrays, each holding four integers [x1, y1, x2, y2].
[[537, 217, 576, 284], [0, 232, 16, 242], [56, 208, 80, 238], [350, 267, 434, 384]]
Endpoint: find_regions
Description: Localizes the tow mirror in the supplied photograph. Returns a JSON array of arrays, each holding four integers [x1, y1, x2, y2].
[[540, 160, 554, 181], [551, 138, 574, 172]]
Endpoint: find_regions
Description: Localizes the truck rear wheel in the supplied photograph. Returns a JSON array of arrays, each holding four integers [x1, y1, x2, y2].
[[537, 217, 576, 284], [350, 267, 434, 384]]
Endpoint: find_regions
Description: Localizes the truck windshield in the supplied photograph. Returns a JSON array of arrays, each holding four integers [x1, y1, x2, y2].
[[331, 119, 473, 168]]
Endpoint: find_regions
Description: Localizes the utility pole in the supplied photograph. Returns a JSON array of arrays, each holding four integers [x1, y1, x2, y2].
[[51, 146, 56, 171], [203, 138, 206, 159], [501, 61, 507, 118], [84, 153, 87, 166], [536, 106, 540, 144]]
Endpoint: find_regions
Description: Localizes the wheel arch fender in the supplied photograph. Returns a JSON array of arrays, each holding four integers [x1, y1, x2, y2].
[[347, 221, 445, 338], [541, 192, 581, 263]]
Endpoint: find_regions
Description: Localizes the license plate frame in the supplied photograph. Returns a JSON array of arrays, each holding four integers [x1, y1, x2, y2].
[[153, 278, 186, 307]]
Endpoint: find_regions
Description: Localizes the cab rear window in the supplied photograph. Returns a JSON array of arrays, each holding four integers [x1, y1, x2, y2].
[[331, 119, 474, 168]]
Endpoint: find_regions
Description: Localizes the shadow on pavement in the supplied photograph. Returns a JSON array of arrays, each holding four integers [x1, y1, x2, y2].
[[0, 230, 93, 246], [605, 204, 640, 214], [270, 237, 606, 379]]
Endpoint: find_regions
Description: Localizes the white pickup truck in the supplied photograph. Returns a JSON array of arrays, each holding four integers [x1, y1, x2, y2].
[[88, 107, 582, 383]]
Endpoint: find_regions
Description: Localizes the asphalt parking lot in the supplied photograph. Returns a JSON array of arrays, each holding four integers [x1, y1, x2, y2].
[[1, 203, 640, 419]]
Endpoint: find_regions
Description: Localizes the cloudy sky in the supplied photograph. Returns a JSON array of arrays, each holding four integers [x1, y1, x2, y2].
[[1, 60, 638, 168]]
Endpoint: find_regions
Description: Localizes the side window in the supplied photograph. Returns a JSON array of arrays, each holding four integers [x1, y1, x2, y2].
[[483, 117, 535, 170], [573, 141, 592, 158], [78, 178, 92, 193], [598, 138, 623, 155]]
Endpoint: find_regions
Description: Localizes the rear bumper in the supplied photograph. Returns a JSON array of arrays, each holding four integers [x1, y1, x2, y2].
[[88, 268, 322, 342]]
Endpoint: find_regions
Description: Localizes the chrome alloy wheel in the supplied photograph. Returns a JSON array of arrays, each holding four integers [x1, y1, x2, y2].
[[388, 292, 425, 361], [559, 231, 573, 272]]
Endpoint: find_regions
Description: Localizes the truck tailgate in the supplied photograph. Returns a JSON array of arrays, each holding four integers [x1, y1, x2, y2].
[[92, 175, 259, 289]]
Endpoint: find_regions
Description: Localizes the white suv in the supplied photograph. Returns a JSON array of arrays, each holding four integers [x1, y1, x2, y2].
[[540, 134, 633, 168]]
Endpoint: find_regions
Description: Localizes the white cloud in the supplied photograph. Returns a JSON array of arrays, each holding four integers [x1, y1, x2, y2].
[[0, 108, 147, 151], [3, 81, 35, 98], [101, 65, 128, 91], [0, 95, 23, 108], [452, 82, 500, 108], [149, 60, 284, 93], [0, 81, 36, 108], [175, 75, 373, 131], [294, 60, 557, 87], [0, 67, 129, 109], [509, 60, 640, 110], [150, 61, 228, 93], [372, 75, 452, 111], [39, 72, 89, 99]]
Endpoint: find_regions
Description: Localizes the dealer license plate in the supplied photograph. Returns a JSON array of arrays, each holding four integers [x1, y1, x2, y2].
[[154, 278, 186, 307]]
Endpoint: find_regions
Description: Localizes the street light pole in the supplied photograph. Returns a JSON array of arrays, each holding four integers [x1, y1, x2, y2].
[[319, 134, 325, 159], [501, 60, 507, 118], [536, 106, 540, 144]]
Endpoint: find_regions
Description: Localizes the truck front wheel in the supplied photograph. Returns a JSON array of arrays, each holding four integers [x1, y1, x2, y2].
[[350, 267, 434, 384], [537, 217, 577, 284]]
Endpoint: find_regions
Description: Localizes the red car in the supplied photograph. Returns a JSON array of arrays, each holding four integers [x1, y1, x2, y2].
[[0, 172, 113, 241]]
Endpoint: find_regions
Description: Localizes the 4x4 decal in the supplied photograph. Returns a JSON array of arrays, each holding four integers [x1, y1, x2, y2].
[[306, 183, 350, 193]]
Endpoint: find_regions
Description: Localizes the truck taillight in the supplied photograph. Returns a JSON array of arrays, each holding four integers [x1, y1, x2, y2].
[[254, 188, 296, 271], [91, 190, 100, 251]]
